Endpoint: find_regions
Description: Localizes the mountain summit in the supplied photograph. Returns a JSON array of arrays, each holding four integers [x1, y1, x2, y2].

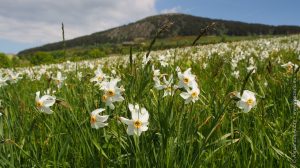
[[19, 13, 300, 55]]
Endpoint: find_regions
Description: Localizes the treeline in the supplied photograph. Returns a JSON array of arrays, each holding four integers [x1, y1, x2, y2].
[[20, 48, 107, 66], [0, 53, 30, 68], [0, 48, 108, 68]]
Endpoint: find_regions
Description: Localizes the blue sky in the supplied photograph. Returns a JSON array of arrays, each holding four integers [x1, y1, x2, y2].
[[156, 0, 300, 26], [0, 0, 299, 54]]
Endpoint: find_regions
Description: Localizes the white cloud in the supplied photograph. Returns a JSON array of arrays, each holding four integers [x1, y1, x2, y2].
[[0, 0, 156, 44], [160, 6, 181, 14]]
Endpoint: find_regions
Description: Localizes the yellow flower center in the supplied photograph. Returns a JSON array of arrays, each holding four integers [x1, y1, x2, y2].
[[183, 77, 189, 84], [102, 95, 107, 102], [134, 120, 142, 128], [287, 64, 293, 73], [107, 89, 115, 97], [247, 98, 254, 105], [90, 115, 96, 124], [55, 80, 60, 84], [166, 86, 172, 91], [191, 91, 198, 98], [36, 101, 43, 107], [97, 76, 103, 81]]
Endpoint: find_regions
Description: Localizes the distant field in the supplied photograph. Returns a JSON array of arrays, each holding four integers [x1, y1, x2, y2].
[[149, 34, 275, 46], [13, 34, 282, 67], [0, 35, 299, 167]]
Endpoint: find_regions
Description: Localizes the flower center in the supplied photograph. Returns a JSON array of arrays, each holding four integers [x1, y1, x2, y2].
[[36, 101, 43, 107], [102, 95, 107, 102], [287, 64, 293, 73], [183, 77, 189, 84], [191, 91, 198, 98], [97, 76, 103, 81], [55, 80, 60, 84], [107, 89, 115, 97], [90, 115, 96, 124], [247, 98, 254, 105], [134, 120, 142, 128]]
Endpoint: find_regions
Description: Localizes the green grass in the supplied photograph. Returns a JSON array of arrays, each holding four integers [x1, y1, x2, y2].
[[0, 35, 299, 167]]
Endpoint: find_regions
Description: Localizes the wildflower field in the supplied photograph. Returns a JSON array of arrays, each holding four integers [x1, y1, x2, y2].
[[0, 35, 299, 167]]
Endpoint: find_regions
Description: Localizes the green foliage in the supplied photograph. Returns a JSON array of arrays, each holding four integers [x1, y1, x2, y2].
[[87, 48, 106, 58], [28, 51, 55, 65], [51, 50, 65, 59], [0, 53, 11, 68], [0, 53, 27, 68]]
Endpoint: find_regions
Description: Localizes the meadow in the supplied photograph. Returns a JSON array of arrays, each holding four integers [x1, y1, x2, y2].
[[0, 35, 299, 167]]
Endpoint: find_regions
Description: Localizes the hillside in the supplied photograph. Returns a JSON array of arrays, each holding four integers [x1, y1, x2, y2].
[[18, 13, 300, 55]]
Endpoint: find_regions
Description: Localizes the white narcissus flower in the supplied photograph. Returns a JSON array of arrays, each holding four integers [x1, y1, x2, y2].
[[101, 78, 124, 110], [281, 62, 299, 73], [0, 99, 2, 116], [77, 72, 82, 81], [162, 75, 174, 97], [119, 104, 149, 136], [153, 77, 164, 90], [246, 65, 256, 73], [231, 61, 238, 70], [152, 65, 160, 78], [158, 55, 168, 67], [295, 100, 300, 108], [44, 88, 56, 95], [153, 74, 174, 97], [111, 70, 117, 75], [236, 90, 257, 113], [180, 84, 200, 104], [177, 68, 197, 89], [90, 108, 109, 129], [175, 66, 181, 72], [90, 66, 107, 84], [152, 66, 163, 90], [142, 54, 151, 67], [52, 71, 67, 89], [35, 91, 56, 114], [232, 70, 240, 79], [8, 71, 22, 83], [88, 63, 95, 70], [249, 57, 255, 65]]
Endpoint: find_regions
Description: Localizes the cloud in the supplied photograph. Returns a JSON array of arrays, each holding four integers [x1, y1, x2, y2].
[[0, 0, 156, 44], [160, 6, 181, 14]]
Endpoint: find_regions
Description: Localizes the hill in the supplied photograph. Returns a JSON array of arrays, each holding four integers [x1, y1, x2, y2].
[[18, 13, 300, 55]]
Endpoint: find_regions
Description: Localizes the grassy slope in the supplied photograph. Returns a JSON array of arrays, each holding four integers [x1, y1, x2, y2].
[[0, 35, 299, 167], [28, 35, 278, 60]]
